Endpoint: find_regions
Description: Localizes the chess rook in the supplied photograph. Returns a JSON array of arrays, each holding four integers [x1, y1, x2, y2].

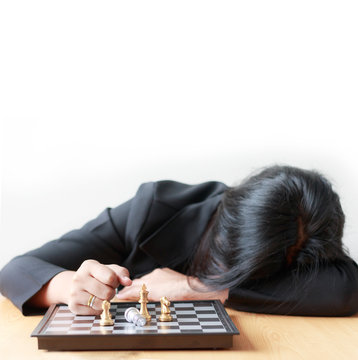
[[124, 307, 147, 327]]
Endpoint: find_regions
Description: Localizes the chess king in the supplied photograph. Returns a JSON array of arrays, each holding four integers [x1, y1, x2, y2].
[[159, 296, 172, 322], [139, 284, 151, 322]]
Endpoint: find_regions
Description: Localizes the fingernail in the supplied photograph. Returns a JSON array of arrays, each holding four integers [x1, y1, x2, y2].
[[123, 276, 131, 282]]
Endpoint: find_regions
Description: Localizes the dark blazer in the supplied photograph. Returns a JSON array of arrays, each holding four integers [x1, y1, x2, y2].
[[1, 180, 358, 316]]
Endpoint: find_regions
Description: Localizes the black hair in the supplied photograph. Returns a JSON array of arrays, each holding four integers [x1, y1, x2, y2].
[[190, 165, 348, 290]]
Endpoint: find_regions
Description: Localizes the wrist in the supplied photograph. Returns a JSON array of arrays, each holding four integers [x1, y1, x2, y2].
[[29, 270, 75, 308], [46, 270, 75, 305]]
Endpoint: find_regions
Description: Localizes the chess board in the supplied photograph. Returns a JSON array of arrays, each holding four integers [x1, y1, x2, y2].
[[31, 300, 239, 350]]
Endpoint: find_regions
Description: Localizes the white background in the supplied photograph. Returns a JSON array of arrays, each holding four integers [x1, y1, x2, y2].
[[1, 1, 357, 271]]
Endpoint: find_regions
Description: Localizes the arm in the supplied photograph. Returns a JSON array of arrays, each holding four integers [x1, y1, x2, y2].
[[226, 259, 358, 316], [0, 200, 132, 315], [115, 267, 229, 304]]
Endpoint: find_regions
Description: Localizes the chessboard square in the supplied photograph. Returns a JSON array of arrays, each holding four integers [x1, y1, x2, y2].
[[157, 322, 179, 327], [114, 319, 127, 324], [197, 313, 218, 318], [94, 326, 114, 331], [196, 310, 216, 314], [139, 326, 158, 331], [201, 325, 225, 330], [174, 303, 194, 308], [172, 307, 193, 312], [177, 321, 201, 326], [51, 320, 73, 325], [157, 325, 180, 330], [176, 317, 201, 323], [113, 325, 136, 331], [71, 323, 93, 328], [47, 323, 71, 330], [73, 319, 94, 324], [46, 326, 70, 332], [55, 312, 75, 318], [158, 329, 181, 334], [194, 306, 215, 311], [68, 330, 91, 334], [180, 329, 204, 334], [45, 330, 68, 335], [90, 330, 113, 335], [202, 328, 227, 333], [178, 325, 202, 330], [175, 310, 196, 315], [199, 321, 223, 326], [176, 314, 197, 319], [74, 316, 96, 321]]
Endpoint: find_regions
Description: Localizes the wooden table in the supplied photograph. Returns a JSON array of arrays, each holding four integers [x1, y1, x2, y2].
[[1, 295, 357, 359]]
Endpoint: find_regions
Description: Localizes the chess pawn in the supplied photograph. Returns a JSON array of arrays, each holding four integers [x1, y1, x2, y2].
[[100, 300, 114, 326], [139, 284, 151, 323], [159, 296, 172, 322]]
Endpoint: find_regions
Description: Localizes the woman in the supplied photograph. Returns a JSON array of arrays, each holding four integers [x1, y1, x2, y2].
[[1, 165, 358, 316]]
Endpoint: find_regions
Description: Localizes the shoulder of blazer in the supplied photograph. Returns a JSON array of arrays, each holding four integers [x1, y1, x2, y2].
[[124, 180, 228, 268]]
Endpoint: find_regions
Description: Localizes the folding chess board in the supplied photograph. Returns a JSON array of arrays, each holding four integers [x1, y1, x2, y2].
[[31, 300, 239, 350]]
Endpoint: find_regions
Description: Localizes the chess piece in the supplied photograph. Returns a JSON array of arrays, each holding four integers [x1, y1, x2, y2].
[[139, 284, 151, 323], [159, 296, 172, 322], [100, 300, 114, 326], [125, 307, 147, 326]]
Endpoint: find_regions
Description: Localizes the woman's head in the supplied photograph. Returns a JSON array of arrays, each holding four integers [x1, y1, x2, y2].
[[192, 165, 347, 290]]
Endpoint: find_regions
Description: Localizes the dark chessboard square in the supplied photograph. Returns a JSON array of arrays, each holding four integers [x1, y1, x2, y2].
[[172, 306, 193, 311], [157, 325, 180, 330], [72, 319, 94, 324], [177, 321, 201, 326], [198, 317, 220, 322], [180, 329, 204, 334], [196, 310, 216, 314], [201, 325, 225, 329], [176, 314, 197, 319], [114, 326, 132, 330]]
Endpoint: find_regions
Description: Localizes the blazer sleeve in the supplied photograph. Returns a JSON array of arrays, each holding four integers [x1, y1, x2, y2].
[[226, 258, 358, 316], [0, 199, 132, 315]]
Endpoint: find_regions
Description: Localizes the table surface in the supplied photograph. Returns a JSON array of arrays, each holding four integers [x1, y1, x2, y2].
[[1, 296, 357, 360]]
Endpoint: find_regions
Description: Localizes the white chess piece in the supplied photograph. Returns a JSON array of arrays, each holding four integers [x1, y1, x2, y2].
[[125, 307, 147, 326]]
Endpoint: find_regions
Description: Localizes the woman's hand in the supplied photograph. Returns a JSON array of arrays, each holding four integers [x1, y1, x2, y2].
[[115, 268, 229, 304], [67, 260, 132, 315], [28, 259, 132, 315]]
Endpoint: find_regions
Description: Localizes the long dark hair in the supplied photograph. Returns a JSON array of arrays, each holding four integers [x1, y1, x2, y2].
[[190, 165, 348, 290]]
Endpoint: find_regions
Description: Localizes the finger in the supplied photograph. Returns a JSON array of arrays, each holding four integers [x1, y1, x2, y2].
[[83, 276, 116, 301], [75, 290, 106, 311], [68, 290, 104, 315], [107, 264, 132, 286], [86, 262, 122, 288], [115, 283, 141, 300]]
